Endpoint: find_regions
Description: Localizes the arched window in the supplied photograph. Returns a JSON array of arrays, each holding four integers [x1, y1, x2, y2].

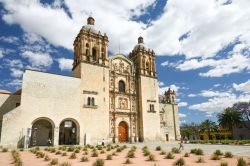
[[87, 97, 91, 105], [118, 80, 125, 93], [91, 97, 95, 106], [146, 62, 150, 70], [92, 48, 97, 61]]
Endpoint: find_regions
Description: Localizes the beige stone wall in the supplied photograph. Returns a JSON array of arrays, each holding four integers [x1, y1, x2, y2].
[[78, 62, 110, 144], [1, 70, 82, 147], [139, 76, 162, 141], [0, 94, 21, 142], [160, 103, 180, 141]]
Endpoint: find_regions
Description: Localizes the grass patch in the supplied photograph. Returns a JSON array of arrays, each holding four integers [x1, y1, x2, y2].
[[160, 150, 166, 155], [214, 150, 223, 156], [2, 148, 8, 152], [220, 162, 228, 166], [174, 158, 185, 166], [237, 158, 246, 166], [124, 158, 132, 164], [69, 152, 76, 159], [147, 154, 155, 161], [50, 158, 58, 165], [155, 146, 161, 151], [93, 158, 104, 166], [92, 151, 99, 157], [196, 157, 205, 163], [106, 154, 112, 160], [224, 151, 233, 158], [165, 152, 174, 159], [44, 155, 50, 161], [81, 156, 89, 162], [184, 152, 189, 157], [211, 154, 221, 160], [171, 147, 180, 154], [59, 162, 71, 166]]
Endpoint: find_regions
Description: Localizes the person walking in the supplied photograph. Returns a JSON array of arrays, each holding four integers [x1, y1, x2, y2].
[[178, 136, 184, 150], [47, 138, 52, 146]]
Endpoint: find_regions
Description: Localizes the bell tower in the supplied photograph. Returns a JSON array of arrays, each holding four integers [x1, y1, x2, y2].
[[72, 16, 109, 77], [129, 36, 162, 142], [72, 17, 110, 144], [129, 36, 157, 77]]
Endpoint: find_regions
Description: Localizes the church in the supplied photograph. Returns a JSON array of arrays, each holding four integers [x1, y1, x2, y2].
[[0, 17, 180, 148]]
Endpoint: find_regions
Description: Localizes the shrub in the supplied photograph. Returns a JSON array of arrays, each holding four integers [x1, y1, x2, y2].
[[74, 149, 80, 153], [35, 146, 40, 151], [2, 148, 8, 152], [174, 158, 185, 166], [160, 150, 166, 155], [116, 148, 121, 152], [92, 151, 99, 157], [50, 148, 56, 153], [211, 154, 221, 160], [100, 150, 105, 154], [171, 147, 180, 154], [190, 148, 197, 154], [81, 156, 89, 162], [98, 146, 102, 150], [184, 153, 189, 157], [155, 146, 161, 151], [237, 158, 246, 166], [165, 152, 174, 159], [124, 158, 132, 164], [60, 162, 71, 166], [50, 158, 59, 165], [196, 157, 205, 163], [147, 154, 155, 161], [131, 146, 137, 151], [93, 158, 104, 166], [220, 162, 228, 166], [83, 147, 88, 151], [142, 146, 148, 151], [143, 150, 150, 156], [44, 155, 50, 161], [19, 148, 24, 151], [67, 147, 74, 152], [127, 150, 135, 158], [69, 152, 76, 159], [11, 149, 22, 165], [62, 152, 67, 156], [84, 151, 88, 155], [112, 152, 117, 156], [106, 147, 111, 151], [123, 145, 127, 149], [195, 149, 203, 155], [55, 151, 61, 155], [106, 154, 112, 160], [224, 151, 233, 158], [214, 150, 223, 156]]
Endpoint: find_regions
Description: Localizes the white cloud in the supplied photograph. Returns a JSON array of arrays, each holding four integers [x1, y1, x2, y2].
[[0, 49, 4, 59], [188, 94, 196, 97], [158, 81, 164, 87], [189, 89, 250, 114], [10, 68, 23, 78], [233, 79, 250, 93], [57, 58, 73, 71], [179, 113, 187, 118], [158, 84, 179, 95], [178, 102, 188, 107], [21, 51, 53, 68], [0, 36, 19, 44]]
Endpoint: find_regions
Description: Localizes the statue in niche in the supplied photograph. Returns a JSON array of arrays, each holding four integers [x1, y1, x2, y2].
[[119, 97, 128, 109]]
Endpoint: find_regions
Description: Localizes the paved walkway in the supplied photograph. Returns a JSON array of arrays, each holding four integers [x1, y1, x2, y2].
[[119, 141, 250, 156]]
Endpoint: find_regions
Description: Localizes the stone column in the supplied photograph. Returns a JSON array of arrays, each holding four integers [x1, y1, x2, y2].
[[53, 127, 59, 147]]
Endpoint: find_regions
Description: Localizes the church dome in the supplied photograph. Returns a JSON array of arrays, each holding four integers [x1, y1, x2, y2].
[[133, 36, 147, 50], [82, 16, 99, 34]]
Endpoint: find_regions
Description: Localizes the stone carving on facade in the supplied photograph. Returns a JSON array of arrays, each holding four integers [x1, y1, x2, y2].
[[118, 97, 128, 109]]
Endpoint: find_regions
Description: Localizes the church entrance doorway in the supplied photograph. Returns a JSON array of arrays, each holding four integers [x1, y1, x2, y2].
[[31, 118, 54, 146], [118, 121, 128, 142], [59, 119, 79, 145]]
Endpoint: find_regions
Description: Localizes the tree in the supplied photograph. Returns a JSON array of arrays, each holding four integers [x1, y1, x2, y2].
[[217, 107, 243, 135], [199, 119, 218, 140], [232, 101, 250, 122], [180, 123, 200, 140]]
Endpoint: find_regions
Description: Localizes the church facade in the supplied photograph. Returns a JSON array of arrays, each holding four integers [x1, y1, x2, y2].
[[0, 17, 180, 148]]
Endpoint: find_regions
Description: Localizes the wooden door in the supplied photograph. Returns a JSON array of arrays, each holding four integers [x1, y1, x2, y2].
[[166, 134, 169, 141], [118, 122, 128, 142]]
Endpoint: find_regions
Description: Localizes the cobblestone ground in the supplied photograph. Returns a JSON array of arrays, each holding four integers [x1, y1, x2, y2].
[[121, 141, 250, 156]]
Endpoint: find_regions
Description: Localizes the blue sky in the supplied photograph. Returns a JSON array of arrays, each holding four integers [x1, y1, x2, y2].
[[0, 0, 250, 124]]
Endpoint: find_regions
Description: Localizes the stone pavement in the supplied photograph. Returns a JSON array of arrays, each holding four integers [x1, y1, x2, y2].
[[119, 141, 250, 156]]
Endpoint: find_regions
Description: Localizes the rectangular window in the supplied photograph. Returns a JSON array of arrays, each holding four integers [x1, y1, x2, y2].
[[149, 104, 154, 112]]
